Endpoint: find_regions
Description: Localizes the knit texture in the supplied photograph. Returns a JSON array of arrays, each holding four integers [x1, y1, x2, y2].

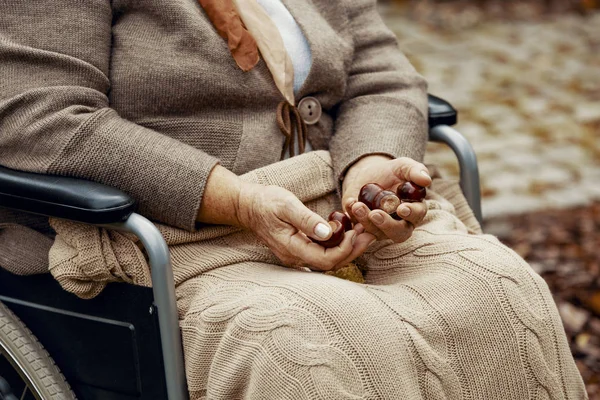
[[197, 0, 260, 71], [48, 152, 336, 297], [0, 0, 427, 232], [46, 151, 586, 399], [0, 1, 587, 398]]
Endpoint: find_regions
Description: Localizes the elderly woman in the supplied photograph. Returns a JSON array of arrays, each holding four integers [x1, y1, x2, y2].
[[0, 0, 586, 399]]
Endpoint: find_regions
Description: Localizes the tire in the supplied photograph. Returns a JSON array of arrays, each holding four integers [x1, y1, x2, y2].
[[0, 301, 75, 400]]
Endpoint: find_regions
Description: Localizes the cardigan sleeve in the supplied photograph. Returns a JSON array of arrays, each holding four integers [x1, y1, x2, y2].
[[0, 1, 219, 231], [329, 0, 429, 186]]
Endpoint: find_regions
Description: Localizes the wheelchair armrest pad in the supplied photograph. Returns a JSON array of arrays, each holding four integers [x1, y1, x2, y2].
[[428, 94, 458, 127], [0, 166, 135, 224]]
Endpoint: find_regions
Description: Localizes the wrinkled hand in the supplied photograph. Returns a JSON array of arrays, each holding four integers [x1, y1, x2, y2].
[[236, 183, 375, 271], [342, 155, 432, 243]]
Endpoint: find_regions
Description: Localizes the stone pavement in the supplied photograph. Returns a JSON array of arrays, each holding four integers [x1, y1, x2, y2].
[[380, 5, 600, 219]]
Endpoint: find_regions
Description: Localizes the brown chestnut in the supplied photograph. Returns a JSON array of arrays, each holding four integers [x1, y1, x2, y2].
[[358, 183, 401, 215], [328, 211, 353, 232], [390, 212, 402, 221], [397, 182, 426, 203], [311, 220, 345, 248]]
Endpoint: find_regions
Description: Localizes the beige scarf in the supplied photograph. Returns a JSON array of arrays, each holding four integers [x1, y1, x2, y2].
[[196, 0, 260, 72], [198, 0, 306, 158], [199, 0, 295, 104]]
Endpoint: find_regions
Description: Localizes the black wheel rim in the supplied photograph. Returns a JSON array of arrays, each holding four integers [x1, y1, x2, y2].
[[0, 352, 42, 400], [0, 375, 18, 400]]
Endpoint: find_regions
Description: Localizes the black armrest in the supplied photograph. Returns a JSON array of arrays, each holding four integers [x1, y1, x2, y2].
[[428, 94, 458, 127], [0, 166, 135, 224]]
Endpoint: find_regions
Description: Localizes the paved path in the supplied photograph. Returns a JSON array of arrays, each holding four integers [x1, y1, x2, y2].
[[381, 6, 600, 219]]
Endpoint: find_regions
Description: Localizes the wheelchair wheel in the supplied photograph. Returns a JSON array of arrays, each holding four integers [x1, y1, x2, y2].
[[0, 302, 75, 400]]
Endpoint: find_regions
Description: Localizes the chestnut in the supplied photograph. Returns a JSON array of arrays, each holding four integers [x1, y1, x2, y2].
[[328, 211, 353, 232], [358, 183, 400, 215], [397, 182, 426, 203], [390, 212, 402, 221], [311, 220, 345, 248]]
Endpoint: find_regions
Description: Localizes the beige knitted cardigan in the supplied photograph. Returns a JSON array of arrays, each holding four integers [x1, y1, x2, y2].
[[0, 0, 427, 272], [0, 0, 427, 228], [0, 1, 587, 398]]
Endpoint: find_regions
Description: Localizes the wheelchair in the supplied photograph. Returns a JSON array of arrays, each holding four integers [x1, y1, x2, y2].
[[0, 95, 480, 400]]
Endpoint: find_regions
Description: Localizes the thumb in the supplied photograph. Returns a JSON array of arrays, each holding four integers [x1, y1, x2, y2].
[[391, 157, 432, 187], [283, 197, 332, 241], [341, 180, 363, 213]]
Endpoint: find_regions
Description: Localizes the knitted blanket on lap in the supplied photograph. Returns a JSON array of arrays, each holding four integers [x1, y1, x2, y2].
[[48, 150, 479, 298], [45, 151, 589, 399]]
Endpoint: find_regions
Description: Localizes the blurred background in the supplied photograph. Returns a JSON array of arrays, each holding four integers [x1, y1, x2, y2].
[[378, 0, 600, 396]]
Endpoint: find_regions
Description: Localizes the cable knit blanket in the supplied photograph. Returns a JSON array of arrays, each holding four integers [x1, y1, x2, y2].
[[46, 151, 586, 399]]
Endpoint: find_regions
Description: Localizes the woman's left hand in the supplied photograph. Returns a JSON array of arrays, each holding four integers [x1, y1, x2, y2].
[[342, 155, 432, 243]]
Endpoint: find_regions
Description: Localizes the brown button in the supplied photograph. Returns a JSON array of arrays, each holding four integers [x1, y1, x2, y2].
[[297, 96, 322, 125]]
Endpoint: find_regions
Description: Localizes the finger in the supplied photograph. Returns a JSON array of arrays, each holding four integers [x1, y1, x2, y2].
[[333, 231, 376, 271], [368, 210, 414, 243], [353, 223, 366, 235], [342, 175, 365, 211], [282, 196, 333, 241], [395, 202, 428, 227], [351, 201, 380, 236], [287, 230, 357, 271], [391, 157, 432, 187], [351, 201, 385, 240], [343, 197, 359, 224], [270, 233, 316, 271]]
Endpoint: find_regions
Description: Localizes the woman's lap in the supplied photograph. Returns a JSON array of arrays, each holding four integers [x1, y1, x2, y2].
[[178, 262, 407, 399], [176, 207, 586, 400], [362, 209, 584, 399]]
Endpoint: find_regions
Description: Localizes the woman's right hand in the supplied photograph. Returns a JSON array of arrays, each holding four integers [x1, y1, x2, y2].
[[235, 182, 375, 272]]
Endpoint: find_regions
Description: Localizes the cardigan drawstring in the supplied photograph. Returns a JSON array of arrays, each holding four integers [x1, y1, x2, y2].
[[276, 100, 307, 160]]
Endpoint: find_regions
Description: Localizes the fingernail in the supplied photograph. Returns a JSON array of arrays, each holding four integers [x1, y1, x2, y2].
[[368, 238, 377, 248], [355, 206, 367, 218], [300, 267, 312, 273], [421, 170, 431, 180], [351, 232, 357, 246], [399, 207, 411, 217], [371, 213, 384, 225], [314, 223, 331, 239]]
